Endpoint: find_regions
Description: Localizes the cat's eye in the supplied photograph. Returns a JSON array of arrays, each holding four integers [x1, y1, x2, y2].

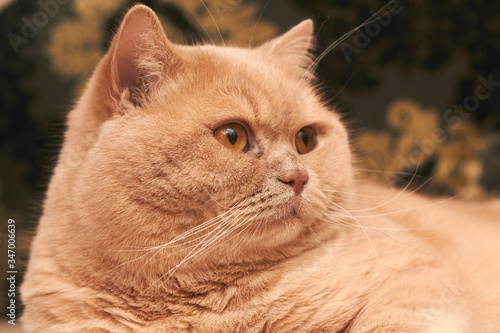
[[214, 123, 248, 152], [295, 126, 316, 154]]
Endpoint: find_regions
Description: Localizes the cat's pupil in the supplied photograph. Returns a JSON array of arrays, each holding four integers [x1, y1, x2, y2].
[[227, 128, 238, 145], [300, 130, 309, 146]]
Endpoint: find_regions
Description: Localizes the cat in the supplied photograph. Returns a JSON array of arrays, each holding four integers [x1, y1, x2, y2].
[[20, 4, 500, 333]]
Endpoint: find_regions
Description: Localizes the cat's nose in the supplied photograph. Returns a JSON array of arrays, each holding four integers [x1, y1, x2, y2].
[[279, 169, 309, 196]]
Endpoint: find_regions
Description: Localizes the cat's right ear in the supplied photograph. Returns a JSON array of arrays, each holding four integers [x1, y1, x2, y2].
[[107, 5, 179, 112], [258, 19, 315, 79]]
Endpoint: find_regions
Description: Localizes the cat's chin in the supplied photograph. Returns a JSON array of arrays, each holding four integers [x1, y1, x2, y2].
[[259, 210, 300, 229], [256, 199, 309, 230]]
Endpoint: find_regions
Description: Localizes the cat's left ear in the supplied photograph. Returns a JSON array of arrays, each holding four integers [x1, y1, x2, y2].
[[108, 5, 180, 111], [258, 20, 315, 78]]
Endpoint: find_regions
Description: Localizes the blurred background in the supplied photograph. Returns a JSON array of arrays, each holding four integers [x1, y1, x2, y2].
[[1, 0, 500, 324]]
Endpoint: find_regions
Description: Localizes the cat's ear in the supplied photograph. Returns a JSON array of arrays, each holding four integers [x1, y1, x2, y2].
[[108, 5, 179, 111], [258, 19, 315, 78]]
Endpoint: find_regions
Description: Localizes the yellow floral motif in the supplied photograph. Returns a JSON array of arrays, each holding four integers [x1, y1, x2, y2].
[[434, 122, 484, 200], [356, 98, 485, 199], [49, 19, 105, 79], [48, 0, 276, 90], [73, 0, 125, 18], [49, 0, 125, 82], [168, 0, 276, 45]]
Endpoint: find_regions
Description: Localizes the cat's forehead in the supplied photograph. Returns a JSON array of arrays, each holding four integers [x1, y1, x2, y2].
[[176, 45, 325, 132]]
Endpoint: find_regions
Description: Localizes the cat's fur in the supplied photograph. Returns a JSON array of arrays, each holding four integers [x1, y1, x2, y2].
[[21, 5, 500, 332]]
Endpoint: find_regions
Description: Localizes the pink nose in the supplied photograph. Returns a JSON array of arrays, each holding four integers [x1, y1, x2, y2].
[[279, 169, 309, 195]]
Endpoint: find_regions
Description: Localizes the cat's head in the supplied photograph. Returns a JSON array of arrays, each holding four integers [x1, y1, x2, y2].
[[54, 5, 353, 281]]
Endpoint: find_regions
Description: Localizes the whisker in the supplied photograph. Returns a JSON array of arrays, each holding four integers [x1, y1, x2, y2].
[[248, 0, 271, 47], [117, 208, 236, 253], [351, 196, 457, 219], [324, 211, 433, 257], [323, 210, 425, 231], [201, 185, 231, 209], [115, 210, 235, 269], [140, 211, 247, 271], [356, 175, 438, 214], [329, 72, 354, 101], [184, 5, 216, 44], [346, 161, 431, 213], [322, 189, 379, 198], [300, 0, 398, 82], [308, 221, 340, 267], [324, 200, 387, 273], [222, 209, 269, 263], [326, 194, 379, 205], [200, 0, 226, 46], [152, 205, 254, 284], [113, 201, 253, 274], [353, 168, 431, 179]]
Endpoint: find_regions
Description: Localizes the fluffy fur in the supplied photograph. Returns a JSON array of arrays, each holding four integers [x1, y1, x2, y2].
[[21, 5, 500, 332]]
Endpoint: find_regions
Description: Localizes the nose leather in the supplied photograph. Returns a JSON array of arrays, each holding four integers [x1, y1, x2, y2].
[[279, 169, 309, 195]]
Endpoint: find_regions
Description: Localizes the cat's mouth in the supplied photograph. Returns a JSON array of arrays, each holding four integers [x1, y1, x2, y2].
[[228, 187, 308, 228], [260, 197, 306, 225]]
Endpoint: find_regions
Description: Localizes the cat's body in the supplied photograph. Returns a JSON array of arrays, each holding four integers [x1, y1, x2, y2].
[[21, 5, 500, 332]]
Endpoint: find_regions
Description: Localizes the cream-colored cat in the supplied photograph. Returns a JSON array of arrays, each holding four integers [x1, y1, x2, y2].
[[21, 5, 500, 332]]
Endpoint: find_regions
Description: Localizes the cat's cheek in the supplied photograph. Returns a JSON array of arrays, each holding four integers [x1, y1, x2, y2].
[[308, 148, 351, 189], [299, 175, 330, 217], [186, 150, 266, 206]]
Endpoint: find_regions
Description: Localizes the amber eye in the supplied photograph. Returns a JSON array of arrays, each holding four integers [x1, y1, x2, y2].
[[214, 123, 248, 152], [295, 126, 316, 154]]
